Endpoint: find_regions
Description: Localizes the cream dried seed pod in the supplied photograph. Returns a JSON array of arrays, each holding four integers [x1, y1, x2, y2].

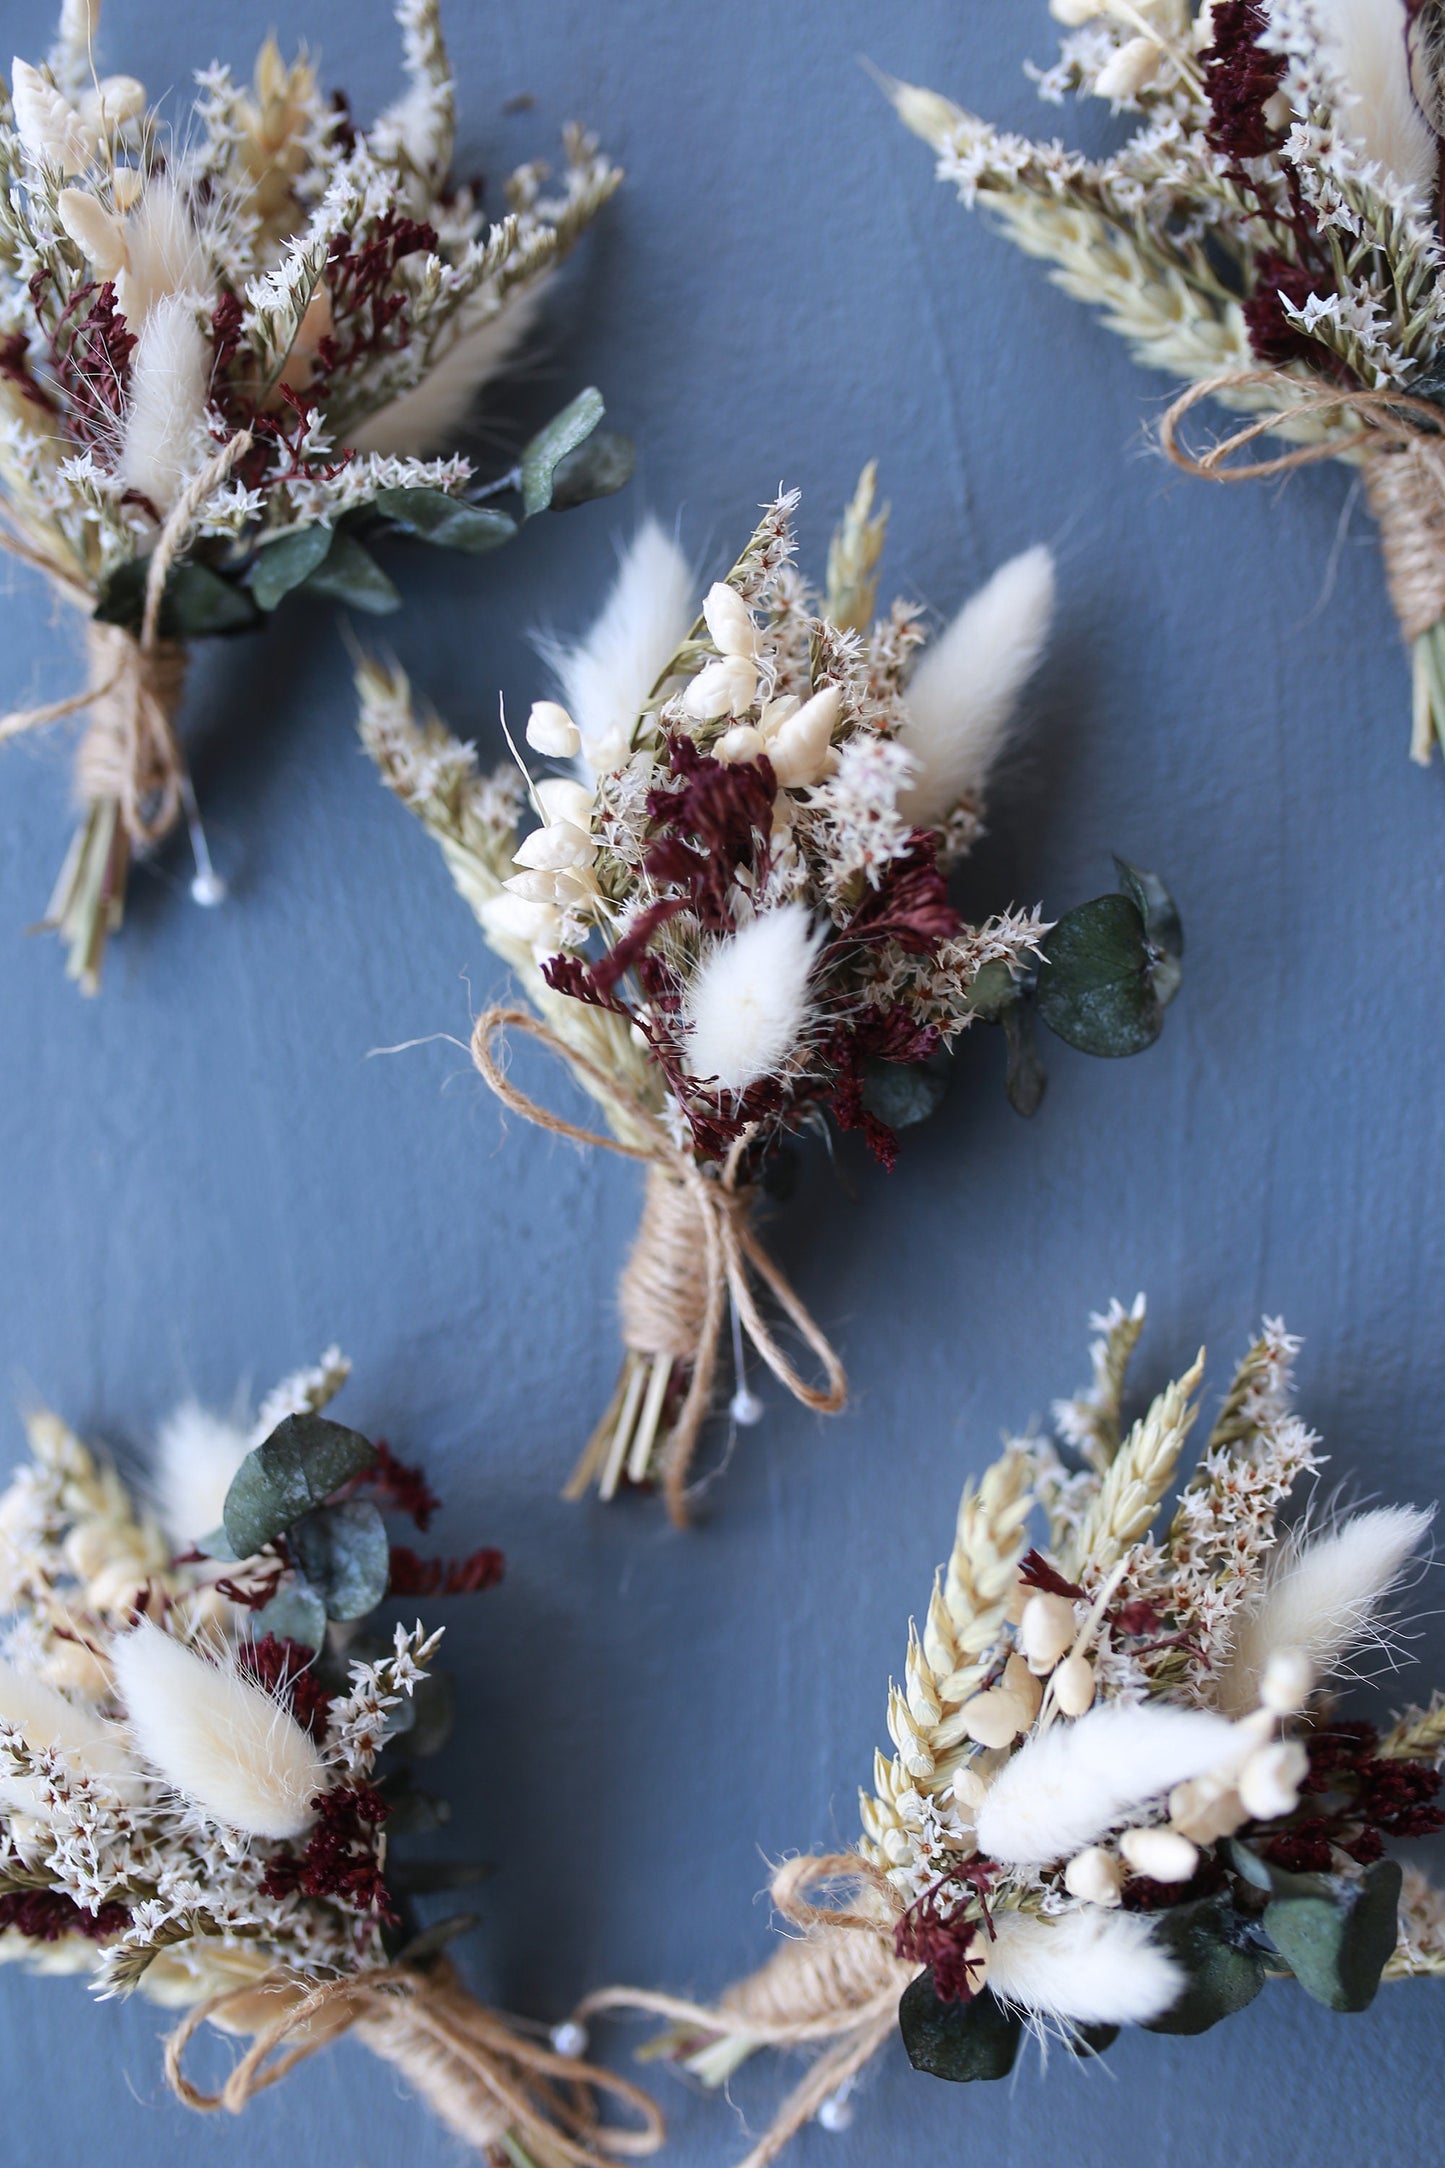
[[1020, 1589, 1075, 1673], [1063, 1845, 1124, 1906], [1002, 1651, 1043, 1723], [526, 701, 581, 757], [960, 1687, 1029, 1750], [1052, 1653, 1097, 1716], [702, 580, 758, 659], [1120, 1826, 1198, 1883]]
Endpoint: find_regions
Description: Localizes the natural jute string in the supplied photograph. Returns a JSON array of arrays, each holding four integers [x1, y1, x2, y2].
[[1158, 370, 1445, 644], [0, 430, 254, 842], [580, 1854, 913, 2168], [472, 1005, 847, 1527], [164, 1956, 665, 2165]]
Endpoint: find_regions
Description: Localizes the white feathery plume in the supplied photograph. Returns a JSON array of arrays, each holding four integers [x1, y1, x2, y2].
[[116, 176, 204, 326], [681, 904, 825, 1093], [350, 283, 546, 456], [896, 544, 1055, 829], [51, 0, 102, 95], [152, 1400, 251, 1547], [0, 1660, 143, 1815], [1314, 0, 1438, 199], [111, 1620, 324, 1841], [975, 1702, 1239, 1865], [1216, 1503, 1432, 1715], [10, 57, 92, 173], [547, 519, 696, 773], [117, 293, 211, 514], [986, 1906, 1183, 2027]]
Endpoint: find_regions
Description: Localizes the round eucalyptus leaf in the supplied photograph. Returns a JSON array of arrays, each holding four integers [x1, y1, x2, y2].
[[1003, 1000, 1047, 1118], [1144, 1897, 1266, 2035], [291, 1498, 390, 1621], [860, 1057, 947, 1132], [1113, 854, 1184, 1008], [963, 957, 1023, 1023], [898, 1976, 1022, 2082], [372, 486, 517, 554], [549, 429, 635, 511], [252, 1580, 327, 1654], [1036, 893, 1164, 1058], [1264, 1859, 1402, 2012], [520, 387, 605, 518], [299, 530, 401, 613], [96, 557, 260, 639], [222, 1412, 378, 1558], [246, 523, 335, 609]]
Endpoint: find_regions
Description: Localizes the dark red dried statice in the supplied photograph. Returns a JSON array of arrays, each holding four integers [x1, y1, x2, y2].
[[1258, 1719, 1444, 1870], [237, 1633, 333, 1740], [387, 1543, 505, 1597], [309, 210, 440, 387], [352, 1440, 442, 1532], [1018, 1550, 1085, 1599], [0, 1889, 128, 1943], [643, 735, 777, 929], [1203, 0, 1287, 160], [894, 1893, 983, 2003], [1243, 253, 1328, 367], [261, 1783, 396, 1922], [48, 281, 137, 450]]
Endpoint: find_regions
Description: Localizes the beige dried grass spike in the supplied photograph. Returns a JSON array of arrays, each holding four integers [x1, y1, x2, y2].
[[1062, 1352, 1204, 1580]]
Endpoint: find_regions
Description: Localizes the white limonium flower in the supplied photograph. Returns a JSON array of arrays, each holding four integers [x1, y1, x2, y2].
[[896, 545, 1055, 830], [681, 905, 825, 1093], [112, 1621, 324, 1841]]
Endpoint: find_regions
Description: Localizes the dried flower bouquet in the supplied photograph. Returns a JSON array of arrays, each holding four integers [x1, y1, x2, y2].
[[889, 0, 1445, 768], [360, 473, 1184, 1524], [0, 1350, 661, 2166], [0, 0, 624, 991], [588, 1301, 1445, 2164]]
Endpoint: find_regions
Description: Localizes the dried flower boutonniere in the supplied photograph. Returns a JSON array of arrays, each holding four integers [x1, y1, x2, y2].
[[360, 473, 1184, 1524], [887, 0, 1445, 769], [0, 0, 624, 990], [584, 1301, 1445, 2162], [0, 1349, 661, 2165]]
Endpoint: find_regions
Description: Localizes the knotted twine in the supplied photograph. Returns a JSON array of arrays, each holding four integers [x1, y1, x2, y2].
[[471, 1006, 848, 1527], [579, 1855, 914, 2168], [0, 430, 254, 846], [1159, 371, 1445, 753], [163, 1955, 665, 2165]]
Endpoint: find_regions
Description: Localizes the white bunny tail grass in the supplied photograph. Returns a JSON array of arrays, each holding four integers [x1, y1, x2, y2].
[[547, 518, 696, 772], [987, 1906, 1183, 2028], [152, 1400, 251, 1548], [681, 904, 825, 1093], [350, 282, 547, 457], [1317, 0, 1438, 199], [975, 1702, 1239, 1866], [896, 543, 1055, 829], [1216, 1504, 1433, 1716], [112, 1619, 324, 1840], [0, 1660, 144, 1816], [118, 294, 211, 514]]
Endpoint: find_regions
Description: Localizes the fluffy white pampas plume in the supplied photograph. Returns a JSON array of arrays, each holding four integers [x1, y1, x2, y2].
[[351, 285, 545, 456], [152, 1400, 251, 1547], [1216, 1504, 1432, 1715], [975, 1702, 1238, 1865], [548, 519, 696, 772], [0, 1660, 143, 1816], [118, 294, 211, 514], [896, 544, 1054, 829], [987, 1906, 1182, 2027], [682, 904, 824, 1093], [1316, 0, 1437, 198], [112, 1620, 324, 1841]]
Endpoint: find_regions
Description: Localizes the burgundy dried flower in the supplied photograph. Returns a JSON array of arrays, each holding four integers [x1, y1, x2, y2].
[[238, 1633, 333, 1740], [262, 1782, 395, 1921], [387, 1543, 505, 1597], [1204, 0, 1288, 160]]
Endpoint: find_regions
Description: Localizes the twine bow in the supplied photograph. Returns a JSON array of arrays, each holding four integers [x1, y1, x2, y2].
[[471, 1005, 847, 1527], [579, 1854, 911, 2168], [164, 1957, 665, 2165], [1160, 371, 1445, 719]]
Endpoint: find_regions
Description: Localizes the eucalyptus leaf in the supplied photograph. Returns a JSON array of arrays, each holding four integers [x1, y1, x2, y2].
[[1144, 1897, 1266, 2035], [1113, 855, 1184, 1009], [520, 387, 606, 518], [1066, 2022, 1118, 2059], [963, 958, 1022, 1024], [898, 1977, 1022, 2082], [395, 1914, 479, 1969], [95, 557, 259, 639], [299, 530, 401, 613], [549, 428, 635, 511], [291, 1498, 390, 1621], [1003, 1000, 1048, 1117], [387, 1859, 495, 1895], [372, 487, 517, 554], [860, 1057, 947, 1132], [195, 1524, 238, 1564], [1264, 1859, 1402, 2012], [247, 523, 335, 609], [222, 1412, 378, 1558], [252, 1580, 327, 1654], [387, 1668, 455, 1759], [1035, 893, 1164, 1059]]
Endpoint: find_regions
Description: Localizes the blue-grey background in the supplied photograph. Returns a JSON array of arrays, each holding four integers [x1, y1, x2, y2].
[[0, 2, 1439, 2161]]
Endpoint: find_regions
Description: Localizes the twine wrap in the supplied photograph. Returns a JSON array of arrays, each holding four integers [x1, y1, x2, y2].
[[471, 1005, 848, 1526], [164, 1957, 664, 2166], [72, 619, 189, 843], [581, 1855, 913, 2168]]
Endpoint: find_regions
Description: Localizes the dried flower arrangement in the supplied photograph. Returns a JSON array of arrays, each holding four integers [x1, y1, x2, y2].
[[887, 0, 1445, 769], [359, 474, 1183, 1526], [585, 1301, 1445, 2164], [0, 1348, 661, 2166], [0, 0, 625, 991]]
